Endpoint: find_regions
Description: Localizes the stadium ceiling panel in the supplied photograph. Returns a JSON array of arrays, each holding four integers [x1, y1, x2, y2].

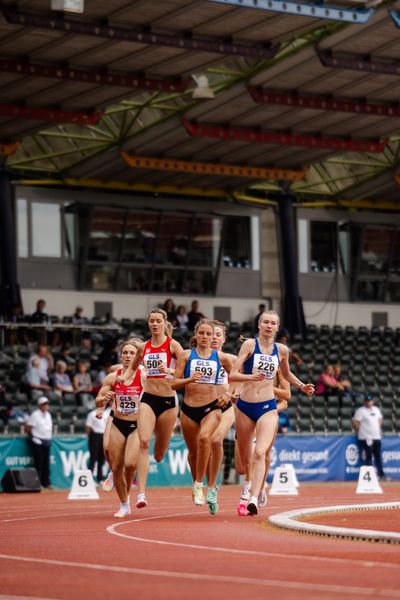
[[1, 0, 400, 208]]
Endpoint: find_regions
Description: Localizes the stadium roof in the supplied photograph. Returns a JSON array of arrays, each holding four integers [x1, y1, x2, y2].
[[1, 0, 400, 209]]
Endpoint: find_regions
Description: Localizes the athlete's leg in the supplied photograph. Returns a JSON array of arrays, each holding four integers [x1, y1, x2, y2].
[[153, 406, 179, 462], [207, 406, 234, 488], [136, 403, 157, 497], [124, 429, 140, 494], [250, 410, 278, 501], [107, 424, 128, 504], [195, 410, 221, 484], [180, 412, 200, 481]]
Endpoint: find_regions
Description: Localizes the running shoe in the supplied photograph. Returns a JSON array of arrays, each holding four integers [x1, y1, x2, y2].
[[237, 502, 248, 517], [206, 486, 219, 515], [247, 496, 258, 515], [136, 493, 148, 508], [192, 484, 205, 506], [258, 485, 268, 508], [102, 471, 114, 492], [114, 502, 130, 518], [240, 480, 251, 503]]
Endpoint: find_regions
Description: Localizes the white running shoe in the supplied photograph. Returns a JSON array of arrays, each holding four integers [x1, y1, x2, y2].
[[240, 480, 251, 503], [114, 502, 130, 518], [258, 485, 268, 508], [247, 496, 258, 515], [102, 471, 114, 492], [136, 493, 148, 508], [192, 484, 205, 506]]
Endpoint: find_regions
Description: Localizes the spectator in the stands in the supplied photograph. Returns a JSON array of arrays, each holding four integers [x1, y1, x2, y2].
[[253, 303, 266, 334], [57, 343, 76, 374], [29, 345, 54, 384], [25, 357, 52, 398], [31, 299, 50, 324], [334, 362, 353, 393], [54, 360, 74, 394], [163, 298, 177, 325], [73, 361, 93, 404], [316, 364, 346, 406], [187, 299, 205, 332], [30, 299, 51, 343], [71, 305, 86, 325], [175, 305, 189, 333], [277, 329, 305, 369]]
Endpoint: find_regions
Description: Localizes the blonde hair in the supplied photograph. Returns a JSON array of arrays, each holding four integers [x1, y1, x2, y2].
[[120, 338, 142, 352], [165, 321, 174, 337], [258, 310, 280, 327]]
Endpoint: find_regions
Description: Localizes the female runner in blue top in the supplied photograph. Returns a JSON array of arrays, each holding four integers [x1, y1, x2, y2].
[[230, 310, 314, 515], [172, 319, 233, 512]]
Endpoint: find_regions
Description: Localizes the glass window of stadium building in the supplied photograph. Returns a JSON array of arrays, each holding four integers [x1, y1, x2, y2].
[[14, 186, 262, 311]]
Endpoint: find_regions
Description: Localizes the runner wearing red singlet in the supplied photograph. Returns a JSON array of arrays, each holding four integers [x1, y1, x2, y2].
[[121, 309, 184, 509], [95, 339, 144, 518]]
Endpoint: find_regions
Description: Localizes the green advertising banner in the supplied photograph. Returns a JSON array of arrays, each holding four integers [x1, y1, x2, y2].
[[0, 435, 193, 490]]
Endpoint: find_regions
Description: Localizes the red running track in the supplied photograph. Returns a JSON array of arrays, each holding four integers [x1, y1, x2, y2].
[[1, 482, 400, 600]]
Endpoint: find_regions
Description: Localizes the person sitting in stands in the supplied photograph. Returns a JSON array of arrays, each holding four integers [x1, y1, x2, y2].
[[54, 360, 74, 395], [73, 360, 93, 404], [29, 345, 54, 384], [316, 364, 346, 406], [25, 357, 52, 399]]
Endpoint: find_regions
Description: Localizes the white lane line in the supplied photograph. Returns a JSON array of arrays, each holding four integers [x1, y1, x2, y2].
[[0, 553, 399, 598], [107, 512, 400, 569]]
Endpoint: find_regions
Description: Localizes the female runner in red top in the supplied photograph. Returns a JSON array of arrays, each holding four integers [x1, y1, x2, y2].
[[96, 339, 144, 518]]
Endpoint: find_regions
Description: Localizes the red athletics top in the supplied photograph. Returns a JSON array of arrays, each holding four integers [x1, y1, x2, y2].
[[143, 337, 173, 378], [113, 367, 142, 416]]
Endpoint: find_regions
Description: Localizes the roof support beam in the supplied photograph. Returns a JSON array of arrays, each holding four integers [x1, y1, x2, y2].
[[183, 119, 387, 153], [0, 58, 189, 93], [121, 152, 307, 181], [0, 103, 104, 125], [0, 1, 280, 60], [315, 45, 400, 75], [248, 86, 400, 118]]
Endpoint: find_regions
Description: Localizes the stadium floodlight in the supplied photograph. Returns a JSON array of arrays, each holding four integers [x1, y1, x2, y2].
[[192, 75, 215, 100]]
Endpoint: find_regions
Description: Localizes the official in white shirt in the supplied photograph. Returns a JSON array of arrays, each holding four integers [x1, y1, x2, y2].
[[25, 396, 53, 488], [352, 394, 385, 479], [86, 407, 110, 485]]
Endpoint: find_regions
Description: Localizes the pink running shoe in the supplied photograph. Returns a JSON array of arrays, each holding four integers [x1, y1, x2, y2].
[[237, 502, 248, 516]]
